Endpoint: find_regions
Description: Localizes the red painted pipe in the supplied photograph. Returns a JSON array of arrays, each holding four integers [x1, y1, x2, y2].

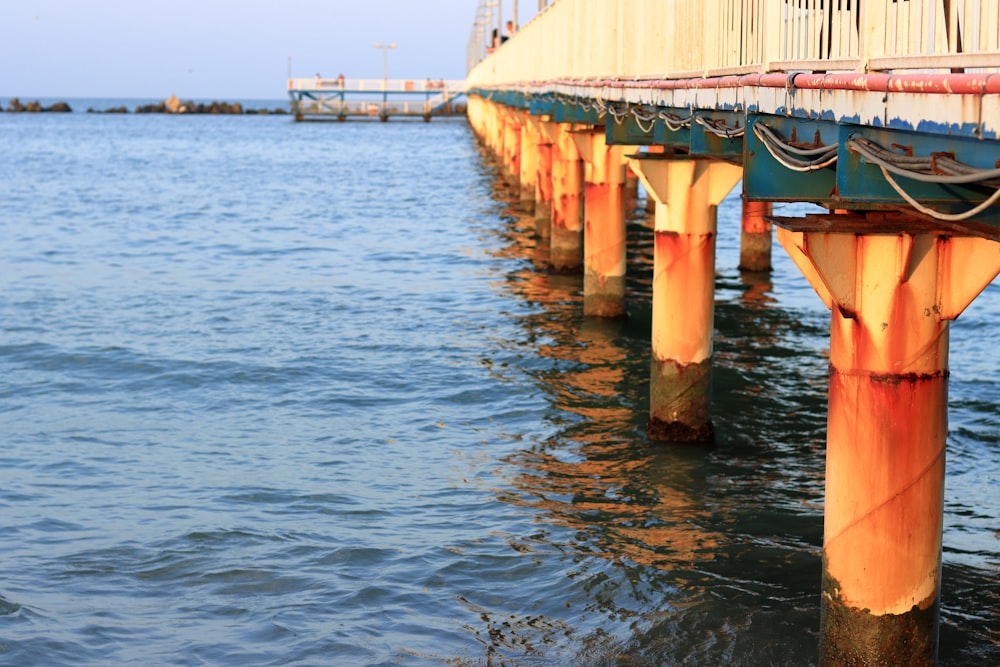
[[509, 71, 1000, 96]]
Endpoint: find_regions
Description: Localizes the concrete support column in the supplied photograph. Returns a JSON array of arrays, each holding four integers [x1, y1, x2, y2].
[[739, 198, 773, 272], [534, 120, 554, 239], [467, 96, 486, 141], [777, 224, 1000, 665], [545, 122, 584, 272], [491, 103, 507, 168], [519, 116, 538, 213], [501, 109, 522, 190], [573, 129, 629, 317], [628, 157, 742, 442], [481, 100, 502, 161]]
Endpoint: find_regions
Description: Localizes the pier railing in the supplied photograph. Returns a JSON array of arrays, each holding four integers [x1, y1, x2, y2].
[[288, 78, 466, 94], [467, 0, 1000, 84]]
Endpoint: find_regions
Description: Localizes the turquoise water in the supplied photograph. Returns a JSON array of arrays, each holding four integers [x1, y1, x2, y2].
[[0, 104, 996, 665]]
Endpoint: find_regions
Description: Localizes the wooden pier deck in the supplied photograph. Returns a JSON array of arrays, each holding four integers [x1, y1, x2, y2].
[[287, 77, 467, 121]]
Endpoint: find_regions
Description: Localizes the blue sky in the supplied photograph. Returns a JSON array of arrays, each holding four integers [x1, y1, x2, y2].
[[1, 1, 536, 100]]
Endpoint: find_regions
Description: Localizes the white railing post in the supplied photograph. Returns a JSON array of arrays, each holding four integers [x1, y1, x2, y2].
[[861, 0, 887, 69], [761, 0, 782, 70]]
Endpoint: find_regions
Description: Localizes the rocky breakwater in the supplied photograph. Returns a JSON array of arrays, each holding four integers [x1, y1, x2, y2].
[[3, 98, 72, 112], [129, 95, 286, 115]]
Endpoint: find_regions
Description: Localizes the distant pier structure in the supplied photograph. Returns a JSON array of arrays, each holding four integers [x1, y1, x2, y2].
[[287, 77, 467, 121]]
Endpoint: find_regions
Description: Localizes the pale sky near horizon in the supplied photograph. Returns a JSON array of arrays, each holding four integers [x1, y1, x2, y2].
[[2, 1, 535, 100]]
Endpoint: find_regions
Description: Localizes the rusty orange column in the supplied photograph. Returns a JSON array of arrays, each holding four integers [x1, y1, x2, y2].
[[466, 96, 486, 144], [573, 129, 629, 317], [739, 198, 773, 272], [534, 119, 554, 240], [629, 157, 742, 441], [481, 100, 503, 163], [545, 122, 584, 272], [777, 223, 1000, 665], [519, 116, 538, 213], [490, 103, 507, 170], [500, 108, 522, 191]]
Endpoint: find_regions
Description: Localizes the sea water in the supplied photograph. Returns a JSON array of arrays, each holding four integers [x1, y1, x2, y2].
[[0, 102, 996, 665]]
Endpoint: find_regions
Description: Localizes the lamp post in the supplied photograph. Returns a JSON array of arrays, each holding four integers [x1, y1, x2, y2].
[[373, 42, 396, 120]]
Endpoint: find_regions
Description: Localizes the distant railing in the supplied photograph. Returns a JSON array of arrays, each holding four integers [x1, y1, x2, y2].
[[292, 99, 465, 117], [287, 78, 467, 119], [288, 78, 466, 94], [467, 0, 1000, 86]]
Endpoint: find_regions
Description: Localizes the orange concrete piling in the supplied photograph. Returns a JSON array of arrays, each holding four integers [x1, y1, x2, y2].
[[739, 198, 773, 272], [547, 123, 584, 272], [777, 223, 1000, 665], [534, 124, 554, 240], [629, 157, 742, 441], [467, 96, 485, 143], [478, 100, 500, 160], [501, 109, 522, 189], [573, 129, 629, 317], [519, 117, 538, 214], [490, 105, 507, 171]]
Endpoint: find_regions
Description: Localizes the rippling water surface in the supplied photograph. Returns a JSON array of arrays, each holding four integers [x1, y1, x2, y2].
[[1, 104, 997, 665]]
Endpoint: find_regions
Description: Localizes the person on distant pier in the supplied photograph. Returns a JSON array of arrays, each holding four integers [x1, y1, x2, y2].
[[337, 73, 345, 88], [315, 73, 322, 88], [502, 20, 514, 43]]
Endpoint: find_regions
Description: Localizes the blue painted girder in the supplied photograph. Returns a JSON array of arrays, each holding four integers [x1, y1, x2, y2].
[[745, 113, 1000, 229]]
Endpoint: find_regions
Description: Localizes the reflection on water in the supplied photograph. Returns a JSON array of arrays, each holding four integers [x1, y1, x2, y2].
[[1, 113, 993, 665], [470, 147, 825, 662]]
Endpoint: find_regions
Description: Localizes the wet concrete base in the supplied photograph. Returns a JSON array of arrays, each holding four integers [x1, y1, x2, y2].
[[738, 230, 772, 272], [820, 587, 938, 666], [647, 415, 715, 442], [534, 203, 552, 240], [520, 194, 535, 215], [648, 357, 713, 443], [583, 274, 625, 318], [550, 228, 582, 273]]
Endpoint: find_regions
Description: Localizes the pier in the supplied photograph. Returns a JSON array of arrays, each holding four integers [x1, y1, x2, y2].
[[287, 77, 466, 121], [464, 0, 1000, 664]]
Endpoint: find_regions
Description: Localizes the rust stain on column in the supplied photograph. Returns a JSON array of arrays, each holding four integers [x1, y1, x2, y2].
[[535, 142, 554, 239], [821, 367, 946, 666], [503, 115, 521, 189], [652, 230, 716, 363], [519, 119, 537, 214], [774, 224, 1000, 663], [583, 181, 626, 317], [628, 157, 740, 444], [649, 229, 716, 440], [550, 128, 583, 273], [774, 228, 1000, 665]]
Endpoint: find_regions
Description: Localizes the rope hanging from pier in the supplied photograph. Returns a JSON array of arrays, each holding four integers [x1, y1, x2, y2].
[[631, 107, 659, 133], [660, 112, 692, 132], [695, 116, 745, 138], [848, 135, 1000, 222], [753, 123, 838, 172], [606, 103, 629, 125]]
